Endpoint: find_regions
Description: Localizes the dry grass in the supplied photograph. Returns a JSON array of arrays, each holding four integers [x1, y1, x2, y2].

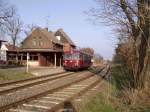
[[0, 68, 33, 82], [79, 64, 150, 112], [73, 80, 116, 112]]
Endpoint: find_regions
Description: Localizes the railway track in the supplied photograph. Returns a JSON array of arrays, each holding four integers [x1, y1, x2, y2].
[[0, 72, 75, 95], [0, 72, 66, 86], [0, 66, 109, 112], [6, 74, 101, 112], [0, 71, 94, 111]]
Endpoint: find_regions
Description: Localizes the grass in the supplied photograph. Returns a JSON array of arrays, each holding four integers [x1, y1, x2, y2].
[[75, 79, 117, 112], [0, 68, 33, 81], [79, 93, 116, 112]]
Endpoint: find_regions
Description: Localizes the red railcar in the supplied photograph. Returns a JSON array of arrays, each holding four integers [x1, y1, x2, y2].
[[63, 50, 92, 71]]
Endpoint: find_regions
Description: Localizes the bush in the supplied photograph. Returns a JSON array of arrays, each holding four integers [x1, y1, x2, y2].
[[110, 54, 150, 112], [111, 54, 134, 90]]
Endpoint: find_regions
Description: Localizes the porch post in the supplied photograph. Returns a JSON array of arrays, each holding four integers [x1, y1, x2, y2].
[[16, 54, 18, 63], [37, 53, 40, 66], [26, 52, 29, 73], [21, 54, 23, 65], [60, 57, 62, 67], [54, 53, 56, 68]]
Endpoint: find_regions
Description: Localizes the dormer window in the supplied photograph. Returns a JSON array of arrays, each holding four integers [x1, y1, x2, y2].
[[39, 37, 43, 46], [32, 37, 36, 46], [56, 36, 61, 41]]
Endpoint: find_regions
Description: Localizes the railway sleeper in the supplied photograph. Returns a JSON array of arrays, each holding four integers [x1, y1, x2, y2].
[[7, 75, 101, 112]]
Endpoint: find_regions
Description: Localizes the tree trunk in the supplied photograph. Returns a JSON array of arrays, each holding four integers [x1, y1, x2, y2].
[[142, 49, 150, 89], [13, 39, 16, 49], [134, 0, 150, 88], [135, 35, 148, 88]]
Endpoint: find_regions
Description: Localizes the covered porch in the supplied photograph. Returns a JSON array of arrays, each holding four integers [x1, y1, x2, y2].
[[7, 50, 63, 67], [38, 51, 63, 67]]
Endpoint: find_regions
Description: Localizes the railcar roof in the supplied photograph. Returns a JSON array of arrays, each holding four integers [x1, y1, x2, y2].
[[64, 50, 80, 53], [64, 50, 92, 56]]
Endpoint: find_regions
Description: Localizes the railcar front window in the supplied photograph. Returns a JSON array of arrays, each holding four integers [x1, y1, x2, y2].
[[72, 54, 79, 59], [64, 54, 72, 59], [64, 53, 79, 59]]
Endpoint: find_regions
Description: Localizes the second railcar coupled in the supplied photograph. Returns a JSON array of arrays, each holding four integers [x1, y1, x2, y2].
[[63, 50, 92, 71]]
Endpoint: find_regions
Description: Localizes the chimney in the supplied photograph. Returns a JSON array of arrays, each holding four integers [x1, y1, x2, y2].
[[58, 28, 63, 31]]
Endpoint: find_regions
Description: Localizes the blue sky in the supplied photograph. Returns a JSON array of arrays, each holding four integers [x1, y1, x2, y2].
[[9, 0, 116, 60]]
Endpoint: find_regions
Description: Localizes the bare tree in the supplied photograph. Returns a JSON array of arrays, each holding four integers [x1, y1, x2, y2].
[[24, 24, 38, 36], [93, 53, 103, 64], [0, 0, 15, 26], [5, 16, 23, 48], [80, 47, 94, 55], [88, 0, 150, 88], [0, 0, 16, 40]]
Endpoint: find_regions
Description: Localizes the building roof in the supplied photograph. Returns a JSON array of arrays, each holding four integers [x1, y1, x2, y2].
[[21, 48, 63, 52], [22, 27, 75, 47], [39, 28, 63, 45], [55, 28, 76, 46], [21, 27, 75, 52], [0, 40, 7, 42], [4, 43, 19, 51], [21, 27, 63, 47]]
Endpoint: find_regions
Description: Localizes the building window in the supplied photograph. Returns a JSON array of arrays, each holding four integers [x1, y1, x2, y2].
[[39, 37, 43, 46], [18, 56, 21, 60], [29, 56, 38, 61], [23, 56, 27, 60], [39, 41, 43, 46], [34, 56, 38, 60], [56, 36, 61, 41], [32, 37, 36, 46]]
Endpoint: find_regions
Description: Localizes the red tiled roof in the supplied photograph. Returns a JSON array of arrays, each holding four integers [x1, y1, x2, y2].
[[0, 40, 7, 42], [21, 48, 63, 52], [40, 28, 63, 45], [5, 44, 19, 51], [55, 28, 76, 46]]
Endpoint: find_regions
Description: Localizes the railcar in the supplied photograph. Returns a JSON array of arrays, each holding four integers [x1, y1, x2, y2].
[[63, 50, 92, 71]]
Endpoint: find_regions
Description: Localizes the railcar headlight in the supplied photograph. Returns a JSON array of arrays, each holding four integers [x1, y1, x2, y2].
[[76, 60, 79, 66]]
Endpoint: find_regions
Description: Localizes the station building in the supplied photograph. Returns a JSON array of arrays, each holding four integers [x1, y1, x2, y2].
[[0, 28, 76, 67]]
